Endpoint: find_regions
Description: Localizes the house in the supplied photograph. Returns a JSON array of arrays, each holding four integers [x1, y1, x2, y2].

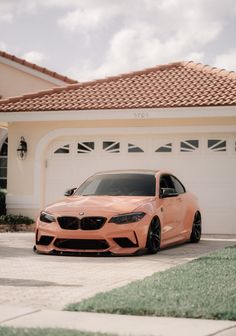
[[0, 61, 235, 234], [0, 50, 77, 189]]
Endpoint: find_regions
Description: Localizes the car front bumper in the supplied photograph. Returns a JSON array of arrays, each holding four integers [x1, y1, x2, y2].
[[35, 217, 150, 255]]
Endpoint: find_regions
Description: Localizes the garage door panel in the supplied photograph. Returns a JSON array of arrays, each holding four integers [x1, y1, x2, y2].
[[203, 209, 236, 234]]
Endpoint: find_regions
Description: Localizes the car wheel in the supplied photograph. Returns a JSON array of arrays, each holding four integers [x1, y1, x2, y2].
[[190, 212, 202, 243], [146, 217, 161, 254]]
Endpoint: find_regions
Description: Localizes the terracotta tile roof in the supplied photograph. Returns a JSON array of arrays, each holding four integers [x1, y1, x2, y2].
[[0, 61, 235, 112], [0, 50, 78, 84]]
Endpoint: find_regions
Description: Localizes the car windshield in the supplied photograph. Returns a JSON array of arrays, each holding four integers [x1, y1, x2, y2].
[[75, 173, 156, 196]]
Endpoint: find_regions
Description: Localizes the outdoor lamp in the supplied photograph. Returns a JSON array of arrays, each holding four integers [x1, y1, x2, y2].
[[17, 136, 27, 160]]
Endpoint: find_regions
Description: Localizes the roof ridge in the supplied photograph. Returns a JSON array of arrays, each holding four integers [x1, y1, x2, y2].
[[0, 50, 78, 84], [182, 61, 236, 79], [88, 61, 183, 83]]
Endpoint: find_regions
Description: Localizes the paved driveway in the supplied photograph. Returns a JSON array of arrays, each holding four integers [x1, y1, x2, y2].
[[0, 233, 235, 310]]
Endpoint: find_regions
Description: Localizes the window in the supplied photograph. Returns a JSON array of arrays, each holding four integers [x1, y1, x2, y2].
[[180, 140, 199, 152], [54, 144, 70, 154], [0, 137, 8, 156], [76, 173, 156, 196], [208, 139, 226, 152], [159, 174, 185, 195], [171, 176, 186, 194], [156, 143, 172, 153], [159, 175, 174, 190], [77, 142, 95, 154], [128, 143, 144, 153], [103, 141, 120, 153], [0, 137, 7, 189]]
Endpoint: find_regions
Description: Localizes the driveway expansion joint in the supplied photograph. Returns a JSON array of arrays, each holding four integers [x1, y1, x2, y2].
[[209, 325, 236, 336], [0, 309, 41, 324]]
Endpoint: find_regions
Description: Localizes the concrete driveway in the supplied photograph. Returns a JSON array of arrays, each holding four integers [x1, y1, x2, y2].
[[0, 232, 235, 310]]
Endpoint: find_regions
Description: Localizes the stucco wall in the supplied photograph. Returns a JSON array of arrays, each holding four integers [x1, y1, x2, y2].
[[0, 62, 58, 99]]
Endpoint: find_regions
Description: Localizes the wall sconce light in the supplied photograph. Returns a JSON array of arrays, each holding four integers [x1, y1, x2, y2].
[[17, 136, 27, 160]]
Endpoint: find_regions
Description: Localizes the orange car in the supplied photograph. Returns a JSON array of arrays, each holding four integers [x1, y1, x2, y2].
[[35, 170, 201, 255]]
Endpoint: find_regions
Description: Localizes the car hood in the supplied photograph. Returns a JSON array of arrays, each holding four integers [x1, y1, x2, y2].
[[45, 196, 155, 215]]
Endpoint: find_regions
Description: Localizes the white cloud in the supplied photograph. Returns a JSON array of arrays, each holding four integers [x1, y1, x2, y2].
[[58, 7, 107, 31], [66, 60, 94, 82], [184, 52, 205, 63], [0, 41, 7, 51], [80, 15, 221, 81], [22, 51, 46, 64], [63, 0, 225, 80], [0, 12, 13, 23], [58, 1, 122, 31], [2, 0, 235, 81], [214, 49, 236, 71]]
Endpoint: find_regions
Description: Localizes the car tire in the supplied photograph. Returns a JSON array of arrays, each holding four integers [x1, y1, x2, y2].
[[33, 245, 38, 253], [190, 212, 202, 243], [146, 217, 161, 254]]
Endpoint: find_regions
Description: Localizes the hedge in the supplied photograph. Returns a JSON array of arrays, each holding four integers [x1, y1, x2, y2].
[[0, 190, 6, 215]]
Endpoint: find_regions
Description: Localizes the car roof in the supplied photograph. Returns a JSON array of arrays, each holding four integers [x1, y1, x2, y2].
[[94, 169, 160, 176]]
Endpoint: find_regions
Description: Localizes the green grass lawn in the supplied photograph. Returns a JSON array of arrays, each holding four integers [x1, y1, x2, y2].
[[66, 245, 236, 320], [0, 327, 115, 336]]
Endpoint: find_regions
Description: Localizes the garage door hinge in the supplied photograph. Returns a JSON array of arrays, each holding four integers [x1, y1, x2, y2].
[[45, 160, 48, 168]]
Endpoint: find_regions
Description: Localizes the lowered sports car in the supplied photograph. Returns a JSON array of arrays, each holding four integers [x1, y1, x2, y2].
[[35, 170, 201, 255]]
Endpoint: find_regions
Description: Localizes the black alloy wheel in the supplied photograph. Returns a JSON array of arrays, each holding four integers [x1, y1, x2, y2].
[[190, 212, 202, 243], [146, 218, 161, 254]]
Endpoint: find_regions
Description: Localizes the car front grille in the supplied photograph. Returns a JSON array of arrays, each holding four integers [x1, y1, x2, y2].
[[57, 217, 79, 230], [57, 216, 106, 230], [54, 238, 109, 250], [80, 217, 106, 230]]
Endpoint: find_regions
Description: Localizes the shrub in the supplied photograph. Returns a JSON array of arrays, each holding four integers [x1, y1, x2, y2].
[[0, 214, 34, 225], [0, 190, 6, 215]]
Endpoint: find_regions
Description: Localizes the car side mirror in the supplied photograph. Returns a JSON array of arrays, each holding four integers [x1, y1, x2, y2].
[[160, 188, 179, 198], [64, 188, 77, 196]]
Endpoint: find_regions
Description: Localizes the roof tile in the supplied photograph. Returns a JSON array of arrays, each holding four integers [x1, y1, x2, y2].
[[0, 61, 235, 112]]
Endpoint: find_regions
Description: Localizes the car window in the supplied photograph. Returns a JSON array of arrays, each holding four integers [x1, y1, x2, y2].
[[159, 175, 175, 190], [75, 173, 156, 196], [170, 175, 186, 194]]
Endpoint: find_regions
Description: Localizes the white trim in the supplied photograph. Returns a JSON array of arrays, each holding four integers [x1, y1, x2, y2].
[[0, 106, 236, 123], [0, 55, 70, 86]]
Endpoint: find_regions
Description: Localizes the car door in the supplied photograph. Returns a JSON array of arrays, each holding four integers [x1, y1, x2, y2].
[[159, 174, 185, 243], [170, 175, 188, 235]]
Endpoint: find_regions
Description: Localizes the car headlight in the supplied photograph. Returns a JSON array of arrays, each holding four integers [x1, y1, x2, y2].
[[39, 211, 56, 223], [109, 212, 145, 224]]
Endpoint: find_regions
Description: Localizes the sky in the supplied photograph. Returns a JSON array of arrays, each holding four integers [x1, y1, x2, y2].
[[0, 0, 236, 82]]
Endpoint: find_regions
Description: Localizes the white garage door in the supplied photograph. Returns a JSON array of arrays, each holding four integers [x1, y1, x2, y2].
[[45, 133, 236, 234]]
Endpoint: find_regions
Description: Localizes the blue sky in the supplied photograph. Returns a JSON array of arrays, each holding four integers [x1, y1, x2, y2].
[[0, 0, 236, 82]]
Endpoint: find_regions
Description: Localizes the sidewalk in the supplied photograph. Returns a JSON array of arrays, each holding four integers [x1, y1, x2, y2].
[[0, 304, 236, 336]]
